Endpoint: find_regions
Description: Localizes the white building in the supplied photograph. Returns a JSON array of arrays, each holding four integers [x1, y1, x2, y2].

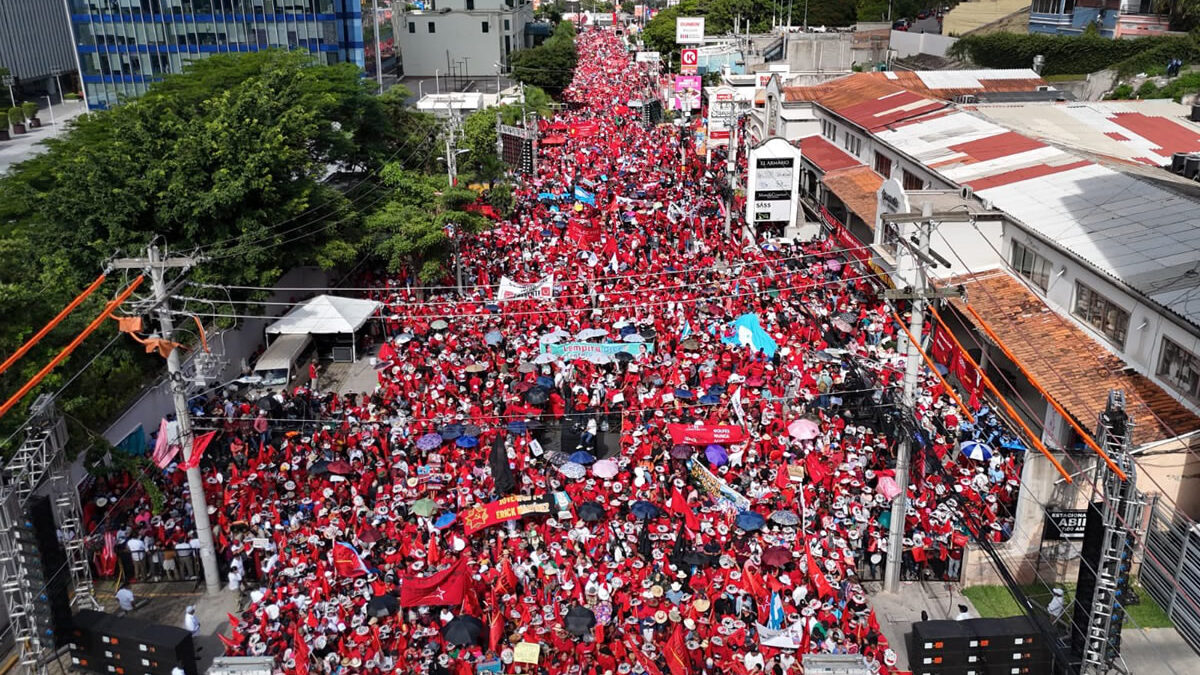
[[394, 0, 535, 78]]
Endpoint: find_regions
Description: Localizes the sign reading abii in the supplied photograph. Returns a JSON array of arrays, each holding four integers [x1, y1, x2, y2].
[[1043, 509, 1089, 540]]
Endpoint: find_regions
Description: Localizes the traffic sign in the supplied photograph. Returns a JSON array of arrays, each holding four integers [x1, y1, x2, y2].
[[680, 48, 698, 73]]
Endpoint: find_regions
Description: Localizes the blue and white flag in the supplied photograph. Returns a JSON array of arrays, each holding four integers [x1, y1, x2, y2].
[[768, 591, 785, 630], [680, 318, 692, 340], [573, 186, 596, 206], [722, 313, 778, 358]]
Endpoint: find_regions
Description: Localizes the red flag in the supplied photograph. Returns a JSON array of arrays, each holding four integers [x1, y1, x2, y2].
[[293, 624, 310, 675], [226, 612, 240, 629], [217, 632, 239, 654], [400, 558, 468, 607], [97, 531, 117, 577], [743, 559, 765, 599], [331, 541, 369, 578], [489, 606, 505, 653], [664, 623, 690, 675], [496, 559, 519, 596], [461, 582, 482, 617], [807, 543, 835, 599], [633, 648, 663, 675], [805, 451, 829, 487], [968, 386, 981, 411], [669, 487, 699, 531], [178, 431, 217, 470], [427, 534, 441, 567]]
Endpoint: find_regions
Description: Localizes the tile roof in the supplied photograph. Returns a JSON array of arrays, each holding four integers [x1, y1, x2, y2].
[[943, 271, 1200, 446], [821, 166, 883, 228], [797, 135, 861, 173]]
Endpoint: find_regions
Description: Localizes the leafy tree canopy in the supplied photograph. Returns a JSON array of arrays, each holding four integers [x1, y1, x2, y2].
[[511, 21, 578, 96]]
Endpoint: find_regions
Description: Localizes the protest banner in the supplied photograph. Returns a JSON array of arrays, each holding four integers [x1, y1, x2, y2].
[[688, 460, 751, 513], [498, 275, 555, 302], [545, 341, 655, 359], [461, 493, 569, 535], [668, 423, 746, 445]]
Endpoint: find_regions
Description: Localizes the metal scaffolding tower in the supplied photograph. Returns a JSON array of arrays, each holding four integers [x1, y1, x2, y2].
[[0, 395, 99, 674], [1079, 391, 1143, 675]]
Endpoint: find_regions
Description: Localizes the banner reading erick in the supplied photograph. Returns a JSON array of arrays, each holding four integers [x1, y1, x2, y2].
[[461, 493, 568, 535]]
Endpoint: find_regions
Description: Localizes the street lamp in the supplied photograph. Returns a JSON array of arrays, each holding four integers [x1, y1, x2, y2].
[[51, 67, 66, 104], [43, 95, 56, 127], [2, 75, 14, 108]]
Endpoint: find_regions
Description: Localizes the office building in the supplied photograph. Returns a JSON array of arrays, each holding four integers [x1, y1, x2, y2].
[[65, 0, 365, 109], [394, 0, 533, 78], [0, 1, 78, 101]]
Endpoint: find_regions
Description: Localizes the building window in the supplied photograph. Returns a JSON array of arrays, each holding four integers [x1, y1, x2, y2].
[[429, 21, 436, 33], [902, 169, 924, 191], [1011, 240, 1051, 292], [874, 152, 892, 178], [482, 21, 490, 33], [820, 119, 838, 144], [1073, 282, 1129, 348], [467, 0, 475, 8], [1159, 337, 1200, 403], [408, 22, 415, 34], [843, 133, 861, 156], [505, 19, 511, 30]]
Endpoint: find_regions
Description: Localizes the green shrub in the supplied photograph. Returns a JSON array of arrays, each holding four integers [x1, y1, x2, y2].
[[7, 107, 23, 125], [1108, 83, 1134, 99], [64, 92, 80, 101], [949, 32, 1200, 77], [20, 101, 37, 119], [1136, 80, 1160, 98]]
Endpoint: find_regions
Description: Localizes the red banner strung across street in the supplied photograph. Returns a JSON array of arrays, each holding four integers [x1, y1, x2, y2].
[[667, 423, 746, 446]]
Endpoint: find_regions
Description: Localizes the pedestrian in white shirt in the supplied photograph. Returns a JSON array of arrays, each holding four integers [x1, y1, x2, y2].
[[184, 606, 200, 636], [115, 584, 135, 614]]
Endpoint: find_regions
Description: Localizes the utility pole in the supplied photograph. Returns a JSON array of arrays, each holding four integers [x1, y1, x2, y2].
[[112, 245, 221, 595], [446, 112, 460, 187], [724, 115, 738, 239], [881, 204, 964, 594], [372, 0, 384, 92]]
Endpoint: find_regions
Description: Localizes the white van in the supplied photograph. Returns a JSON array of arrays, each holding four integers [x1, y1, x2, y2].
[[251, 334, 313, 390]]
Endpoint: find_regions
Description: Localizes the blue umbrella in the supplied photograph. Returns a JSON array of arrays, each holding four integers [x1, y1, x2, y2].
[[1000, 438, 1026, 452], [707, 384, 726, 396], [484, 330, 504, 346], [961, 441, 993, 462], [934, 363, 949, 375], [630, 501, 662, 520], [569, 450, 597, 465], [674, 388, 695, 400], [736, 511, 766, 532], [705, 444, 728, 467], [416, 433, 443, 451], [434, 512, 457, 529], [440, 424, 464, 440], [536, 375, 555, 388], [699, 394, 721, 405], [507, 421, 528, 435], [456, 436, 479, 449]]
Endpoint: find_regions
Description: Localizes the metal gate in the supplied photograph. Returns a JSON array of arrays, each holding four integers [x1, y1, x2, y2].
[[1140, 498, 1200, 654]]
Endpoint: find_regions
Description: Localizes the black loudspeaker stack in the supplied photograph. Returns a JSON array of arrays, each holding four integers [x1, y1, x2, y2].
[[910, 617, 1052, 675], [68, 610, 197, 675], [19, 495, 73, 648], [1070, 501, 1107, 660]]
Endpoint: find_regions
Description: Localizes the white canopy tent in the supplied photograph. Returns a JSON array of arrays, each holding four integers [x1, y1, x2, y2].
[[265, 295, 381, 361]]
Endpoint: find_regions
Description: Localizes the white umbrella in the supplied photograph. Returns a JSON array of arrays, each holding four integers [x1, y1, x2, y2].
[[961, 441, 993, 462], [584, 352, 613, 364], [533, 353, 559, 365], [540, 329, 570, 344], [576, 328, 608, 340], [622, 333, 645, 343]]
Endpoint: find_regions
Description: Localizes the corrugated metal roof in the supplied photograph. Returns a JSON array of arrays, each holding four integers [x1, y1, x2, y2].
[[822, 166, 884, 227], [877, 110, 1200, 327], [797, 135, 861, 173]]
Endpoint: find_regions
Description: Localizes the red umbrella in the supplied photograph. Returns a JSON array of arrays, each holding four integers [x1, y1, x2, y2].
[[762, 546, 792, 568], [328, 460, 354, 475], [358, 526, 383, 544]]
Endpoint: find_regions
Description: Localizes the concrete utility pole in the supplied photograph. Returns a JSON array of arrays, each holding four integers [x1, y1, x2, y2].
[[372, 0, 384, 92], [446, 112, 460, 187], [112, 245, 220, 595], [881, 204, 965, 594]]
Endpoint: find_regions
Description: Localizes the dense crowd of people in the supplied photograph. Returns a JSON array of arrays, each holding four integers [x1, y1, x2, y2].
[[80, 25, 1033, 675]]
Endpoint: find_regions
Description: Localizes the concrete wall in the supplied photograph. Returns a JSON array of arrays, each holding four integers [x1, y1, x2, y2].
[[396, 5, 533, 77], [889, 30, 958, 58], [100, 266, 330, 449]]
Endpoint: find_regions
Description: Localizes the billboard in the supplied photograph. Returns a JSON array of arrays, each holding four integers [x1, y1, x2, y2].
[[673, 75, 702, 111], [675, 17, 705, 44], [635, 51, 661, 63], [746, 138, 801, 227]]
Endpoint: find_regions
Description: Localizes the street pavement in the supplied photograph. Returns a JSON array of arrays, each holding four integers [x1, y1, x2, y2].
[[867, 580, 1198, 673], [0, 100, 88, 175]]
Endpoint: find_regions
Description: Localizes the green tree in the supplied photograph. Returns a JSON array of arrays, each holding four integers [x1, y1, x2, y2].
[[511, 21, 578, 96], [458, 87, 551, 185], [0, 49, 428, 451], [536, 0, 565, 24], [366, 167, 490, 282]]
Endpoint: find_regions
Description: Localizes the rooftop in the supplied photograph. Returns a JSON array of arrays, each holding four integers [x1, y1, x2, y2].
[[822, 165, 884, 227], [946, 271, 1200, 446], [875, 110, 1200, 328], [797, 135, 860, 173], [969, 100, 1200, 168]]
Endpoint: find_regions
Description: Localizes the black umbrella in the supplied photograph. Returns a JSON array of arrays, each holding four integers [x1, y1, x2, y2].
[[613, 351, 634, 363], [525, 386, 551, 406], [309, 460, 330, 475], [564, 606, 597, 637], [683, 551, 713, 568], [577, 501, 606, 522], [441, 615, 485, 646], [366, 594, 398, 618]]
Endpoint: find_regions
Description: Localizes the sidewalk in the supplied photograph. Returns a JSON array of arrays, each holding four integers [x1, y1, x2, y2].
[[0, 100, 88, 175], [43, 578, 237, 675], [866, 579, 980, 671]]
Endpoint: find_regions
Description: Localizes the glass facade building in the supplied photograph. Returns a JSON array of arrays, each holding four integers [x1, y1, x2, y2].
[[66, 1, 364, 109]]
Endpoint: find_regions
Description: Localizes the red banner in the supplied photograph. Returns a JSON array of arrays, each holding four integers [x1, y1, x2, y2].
[[930, 326, 983, 401], [929, 325, 953, 366], [667, 423, 746, 446], [567, 220, 601, 246], [460, 493, 555, 535], [568, 120, 599, 137], [399, 557, 469, 607]]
